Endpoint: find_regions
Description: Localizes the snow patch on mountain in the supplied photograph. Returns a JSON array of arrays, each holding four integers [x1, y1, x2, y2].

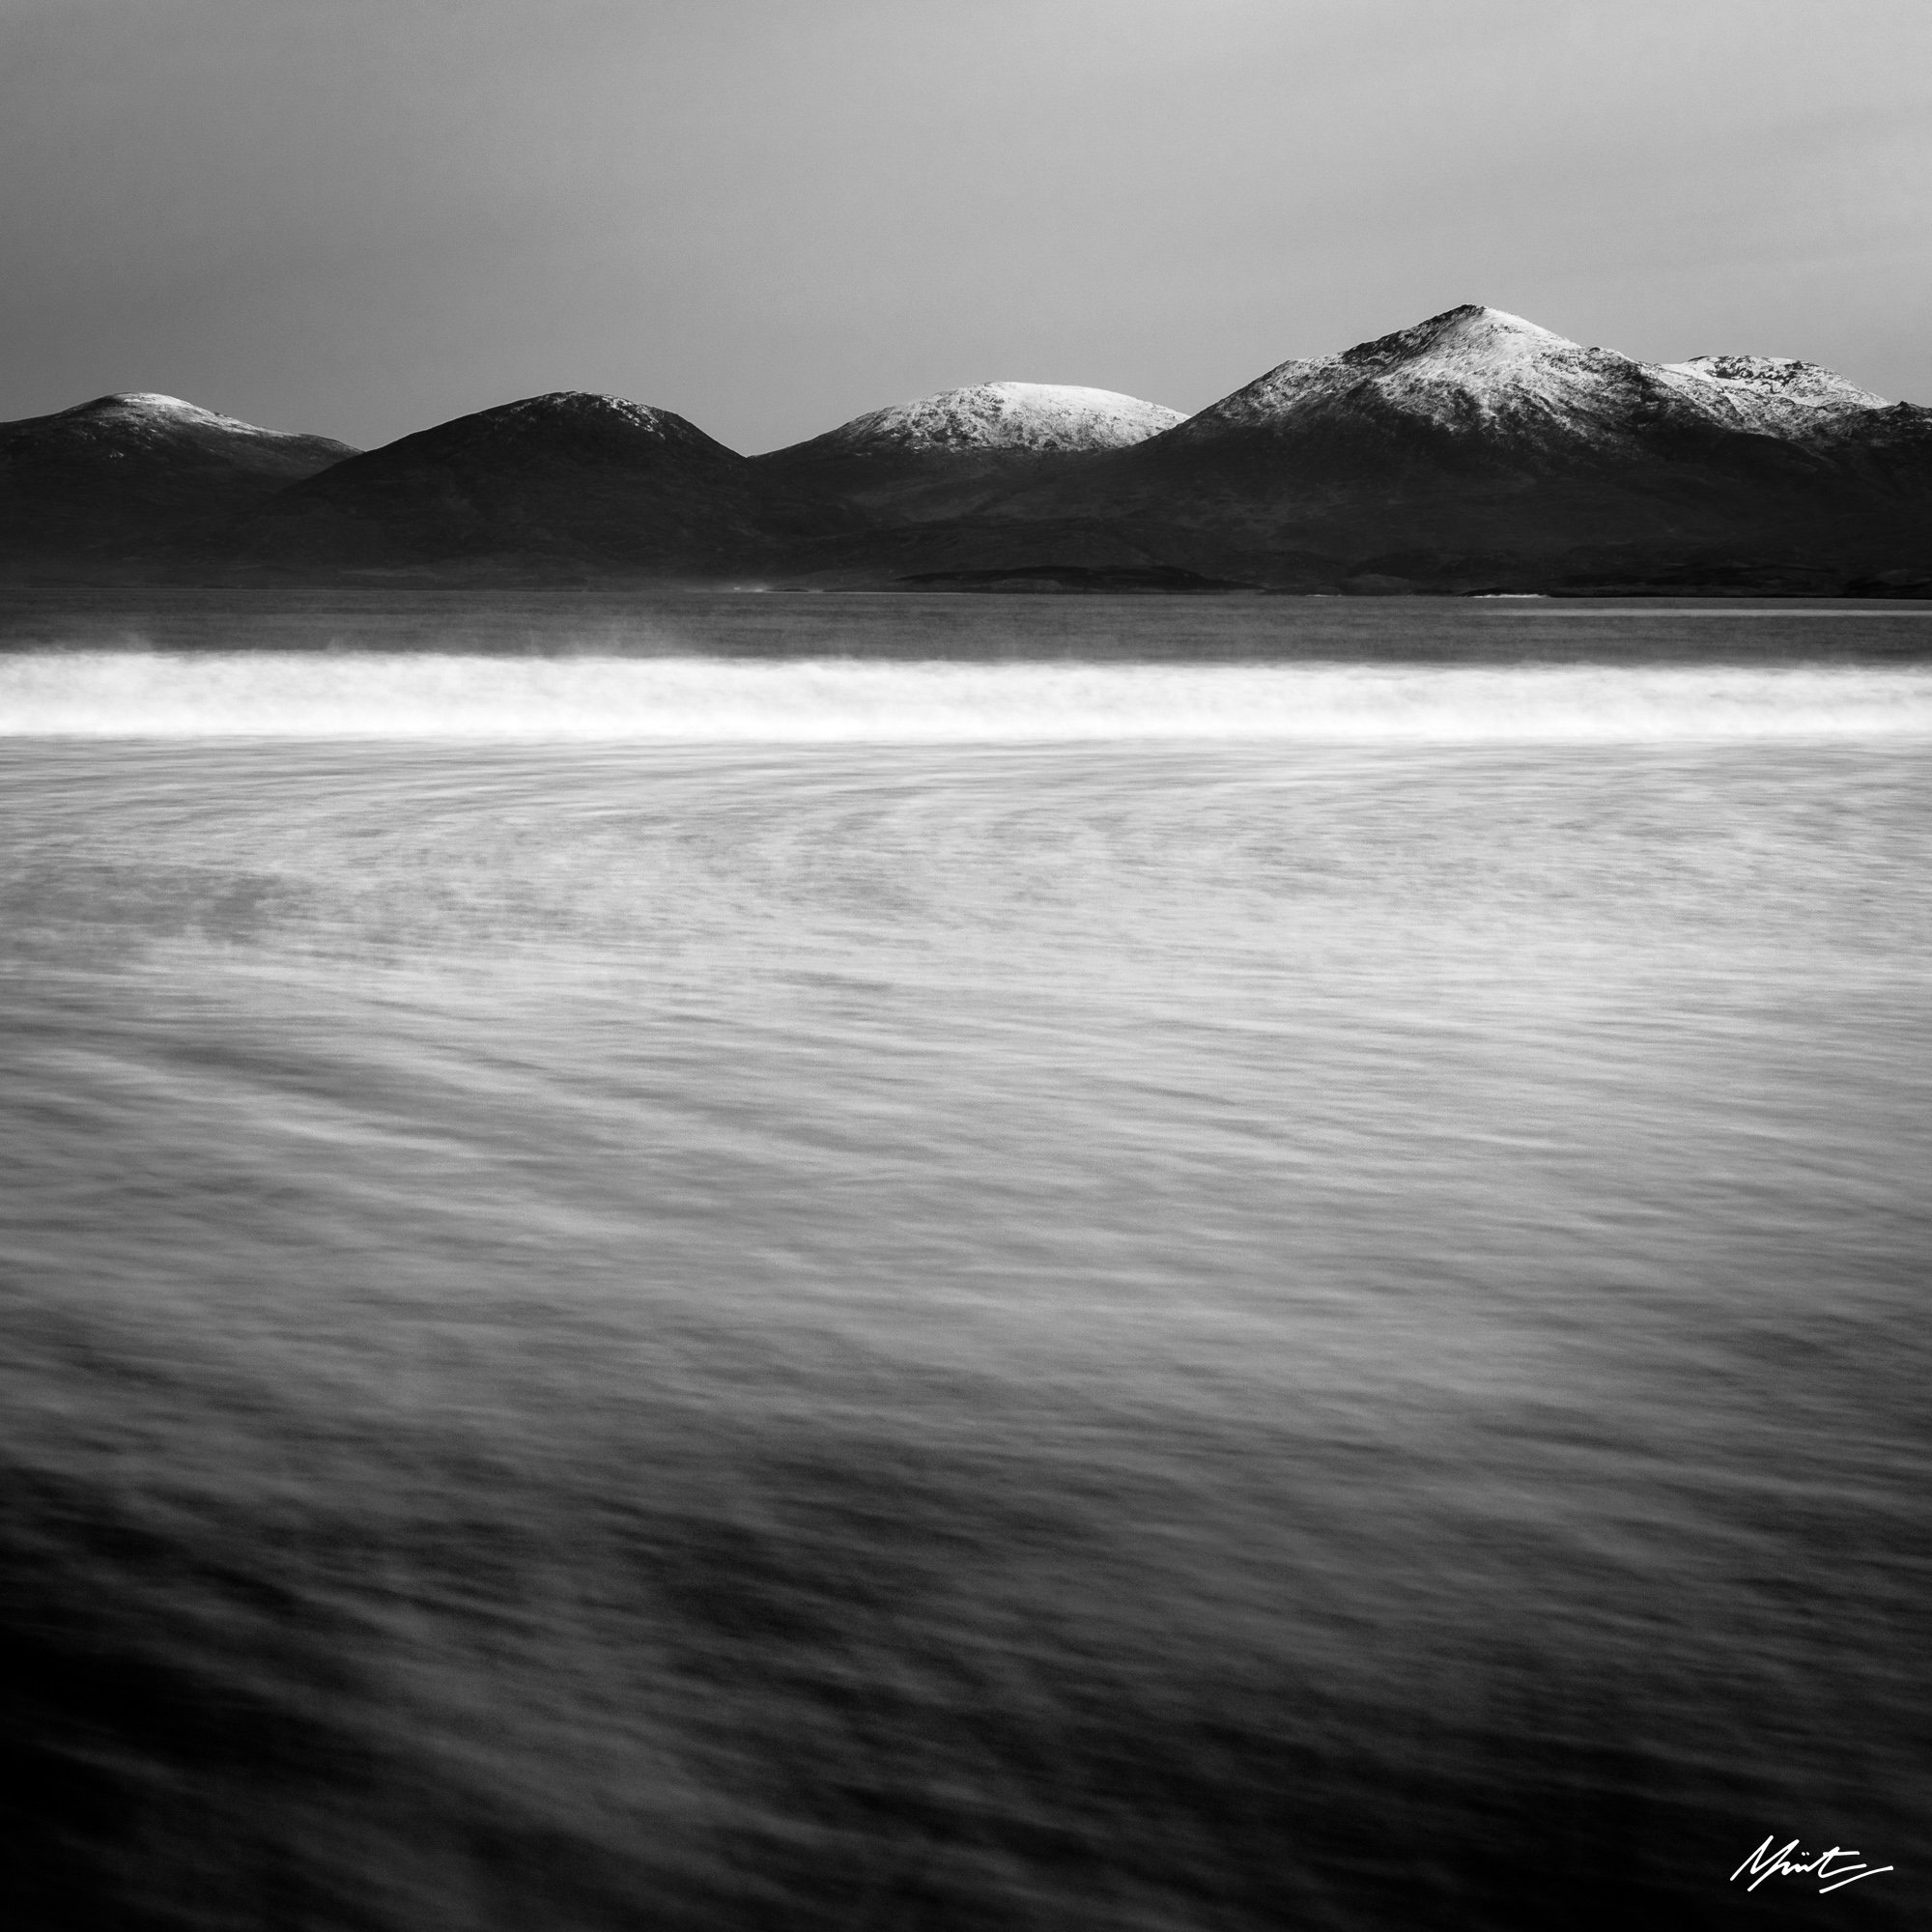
[[1661, 355, 1887, 407], [1182, 307, 1662, 443], [1656, 355, 1890, 435], [1173, 304, 1895, 455], [799, 383, 1186, 456], [10, 392, 359, 462], [468, 393, 713, 440], [60, 393, 324, 440], [88, 392, 206, 414]]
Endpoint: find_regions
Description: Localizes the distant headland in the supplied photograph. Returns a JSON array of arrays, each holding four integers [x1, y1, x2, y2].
[[4, 306, 1928, 597]]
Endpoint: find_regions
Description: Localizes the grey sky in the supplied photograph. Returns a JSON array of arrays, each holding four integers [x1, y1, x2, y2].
[[3, 0, 1926, 452]]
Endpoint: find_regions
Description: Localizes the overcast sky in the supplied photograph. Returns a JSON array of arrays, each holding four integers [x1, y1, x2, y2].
[[3, 0, 1926, 452]]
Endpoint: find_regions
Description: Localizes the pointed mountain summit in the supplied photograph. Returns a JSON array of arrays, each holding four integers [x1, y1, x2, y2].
[[227, 392, 778, 578], [0, 391, 356, 577], [1162, 305, 1907, 473], [1161, 304, 1762, 468], [1187, 305, 1591, 422]]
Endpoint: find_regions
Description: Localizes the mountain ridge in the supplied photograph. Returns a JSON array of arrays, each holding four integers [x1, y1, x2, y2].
[[5, 308, 1927, 593], [1148, 306, 1887, 461], [939, 304, 1932, 593]]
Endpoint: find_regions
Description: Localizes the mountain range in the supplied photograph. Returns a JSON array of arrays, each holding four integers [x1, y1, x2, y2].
[[4, 307, 1927, 594]]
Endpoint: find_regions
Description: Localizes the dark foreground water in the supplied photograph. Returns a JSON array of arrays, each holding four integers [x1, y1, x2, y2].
[[3, 630, 1928, 1930]]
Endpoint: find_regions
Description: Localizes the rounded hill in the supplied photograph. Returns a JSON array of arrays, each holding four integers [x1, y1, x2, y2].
[[232, 392, 768, 577], [749, 382, 1186, 535], [777, 383, 1186, 459], [0, 391, 357, 576]]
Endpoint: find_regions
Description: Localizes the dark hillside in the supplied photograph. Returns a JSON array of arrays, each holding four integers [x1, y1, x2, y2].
[[0, 394, 356, 582], [216, 392, 783, 582]]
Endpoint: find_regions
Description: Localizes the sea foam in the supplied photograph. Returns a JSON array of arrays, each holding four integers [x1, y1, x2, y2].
[[3, 652, 1930, 740]]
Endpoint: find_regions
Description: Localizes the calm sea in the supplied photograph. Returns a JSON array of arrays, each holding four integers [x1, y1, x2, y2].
[[3, 599, 1928, 1930]]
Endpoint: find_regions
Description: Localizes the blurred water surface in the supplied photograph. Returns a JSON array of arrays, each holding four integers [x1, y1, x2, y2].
[[2, 644, 1928, 1930]]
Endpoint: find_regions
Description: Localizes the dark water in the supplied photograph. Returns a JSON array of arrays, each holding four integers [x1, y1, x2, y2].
[[3, 628, 1928, 1930], [5, 584, 1932, 661]]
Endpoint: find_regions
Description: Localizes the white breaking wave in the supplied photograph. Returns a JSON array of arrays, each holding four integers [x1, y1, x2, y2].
[[3, 653, 1930, 741]]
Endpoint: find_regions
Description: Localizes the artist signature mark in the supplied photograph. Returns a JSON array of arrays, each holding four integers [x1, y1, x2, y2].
[[1731, 1836, 1894, 1895]]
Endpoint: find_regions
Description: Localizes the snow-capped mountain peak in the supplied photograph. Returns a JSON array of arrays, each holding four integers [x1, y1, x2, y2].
[[1, 389, 357, 478], [88, 391, 203, 413], [1174, 304, 1640, 444], [62, 392, 299, 436], [1337, 304, 1577, 372], [1167, 304, 1898, 459], [790, 383, 1185, 457]]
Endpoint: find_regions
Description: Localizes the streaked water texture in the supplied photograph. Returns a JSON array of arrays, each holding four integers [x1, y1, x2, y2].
[[3, 654, 1927, 1930], [5, 650, 1932, 739]]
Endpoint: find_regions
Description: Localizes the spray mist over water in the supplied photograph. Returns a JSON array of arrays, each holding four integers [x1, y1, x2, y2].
[[4, 651, 1932, 739]]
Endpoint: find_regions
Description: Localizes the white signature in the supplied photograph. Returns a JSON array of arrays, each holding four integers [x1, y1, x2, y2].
[[1731, 1835, 1894, 1895]]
